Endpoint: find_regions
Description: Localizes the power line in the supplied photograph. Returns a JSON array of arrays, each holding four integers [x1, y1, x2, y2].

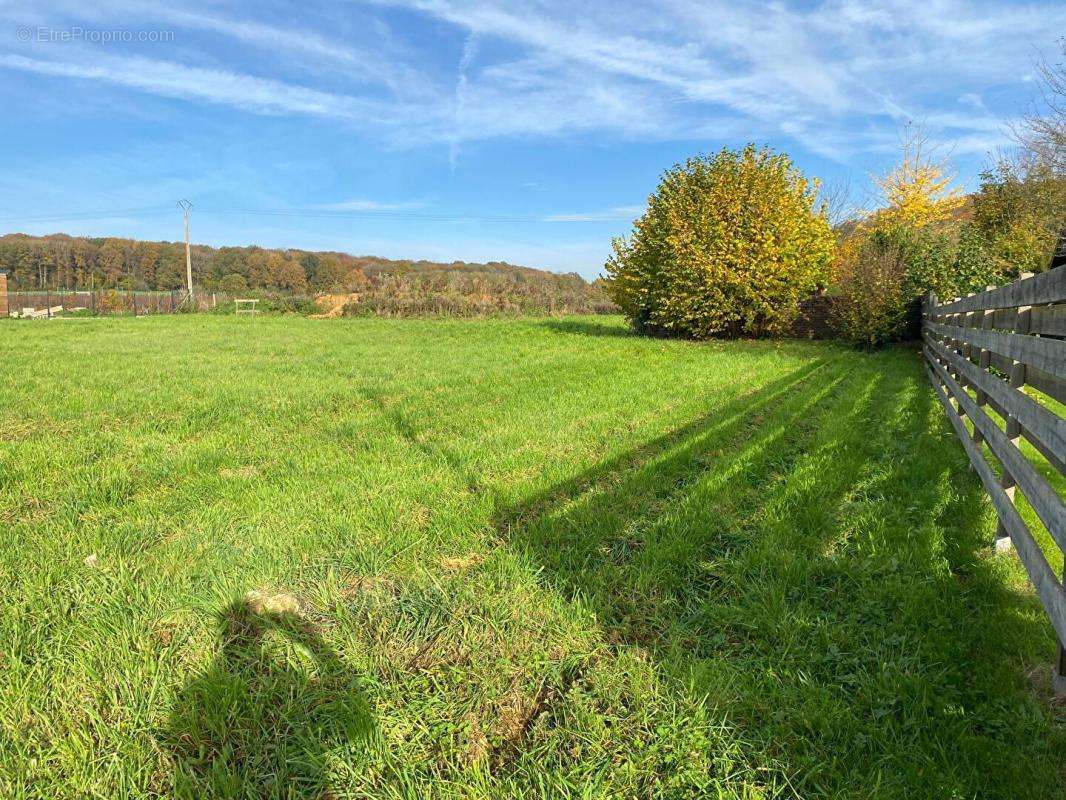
[[0, 205, 636, 226], [0, 206, 174, 224], [203, 207, 635, 223], [204, 208, 538, 222]]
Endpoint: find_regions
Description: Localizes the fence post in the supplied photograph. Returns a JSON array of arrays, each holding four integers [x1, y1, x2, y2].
[[1059, 566, 1066, 695], [947, 298, 962, 411], [923, 290, 936, 367], [995, 272, 1035, 552], [972, 285, 997, 447], [46, 288, 51, 319], [960, 294, 977, 383]]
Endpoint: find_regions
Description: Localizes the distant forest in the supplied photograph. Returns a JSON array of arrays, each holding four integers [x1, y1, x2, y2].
[[0, 232, 588, 293], [0, 232, 615, 315]]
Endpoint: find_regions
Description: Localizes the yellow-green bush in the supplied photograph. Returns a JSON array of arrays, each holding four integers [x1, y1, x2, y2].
[[972, 160, 1065, 276], [831, 237, 912, 349], [831, 221, 1004, 348], [605, 145, 834, 339]]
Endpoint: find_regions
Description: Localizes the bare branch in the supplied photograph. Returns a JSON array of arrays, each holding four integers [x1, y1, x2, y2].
[[1015, 40, 1066, 174]]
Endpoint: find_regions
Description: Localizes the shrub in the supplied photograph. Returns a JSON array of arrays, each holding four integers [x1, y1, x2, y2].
[[832, 239, 911, 348], [950, 225, 1002, 293], [95, 289, 131, 314], [831, 127, 1004, 348], [340, 270, 614, 318], [886, 226, 956, 298], [210, 295, 318, 315], [605, 144, 834, 339], [833, 225, 1001, 347], [971, 159, 1065, 276]]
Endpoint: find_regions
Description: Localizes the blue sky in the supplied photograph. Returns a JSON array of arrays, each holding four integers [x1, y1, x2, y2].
[[0, 1, 1062, 279]]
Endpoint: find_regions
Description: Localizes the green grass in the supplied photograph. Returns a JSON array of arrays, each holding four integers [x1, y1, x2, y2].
[[1, 314, 1063, 799]]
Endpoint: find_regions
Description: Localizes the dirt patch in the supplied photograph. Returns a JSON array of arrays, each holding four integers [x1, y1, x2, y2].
[[152, 620, 179, 647], [486, 662, 589, 771], [494, 682, 546, 746], [245, 589, 302, 616], [441, 553, 484, 571], [1, 496, 51, 526], [1, 420, 73, 442], [463, 712, 491, 765], [310, 293, 358, 319], [339, 574, 398, 602], [1024, 661, 1066, 709], [219, 465, 258, 480]]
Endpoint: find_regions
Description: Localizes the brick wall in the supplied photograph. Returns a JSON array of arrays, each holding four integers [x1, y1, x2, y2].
[[789, 294, 846, 339], [789, 293, 924, 341]]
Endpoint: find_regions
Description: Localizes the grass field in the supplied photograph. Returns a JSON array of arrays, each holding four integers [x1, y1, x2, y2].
[[1, 314, 1064, 799]]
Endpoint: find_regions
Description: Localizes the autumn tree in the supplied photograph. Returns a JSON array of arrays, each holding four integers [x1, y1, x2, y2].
[[834, 127, 988, 346], [313, 255, 348, 291], [972, 156, 1065, 275], [606, 144, 834, 339], [218, 272, 249, 293], [273, 255, 308, 293], [133, 241, 160, 290], [344, 267, 370, 292], [872, 126, 964, 230], [245, 247, 272, 289], [156, 246, 187, 289], [969, 42, 1066, 275], [266, 251, 290, 289], [97, 240, 126, 287]]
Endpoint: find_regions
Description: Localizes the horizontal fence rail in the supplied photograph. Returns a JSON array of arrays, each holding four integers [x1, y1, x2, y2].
[[3, 289, 240, 316], [923, 267, 1066, 694], [935, 266, 1066, 315]]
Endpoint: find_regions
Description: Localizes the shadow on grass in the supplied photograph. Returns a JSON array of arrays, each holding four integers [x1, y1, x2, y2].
[[490, 351, 1063, 796], [537, 318, 635, 338], [165, 345, 1062, 797], [162, 598, 374, 799]]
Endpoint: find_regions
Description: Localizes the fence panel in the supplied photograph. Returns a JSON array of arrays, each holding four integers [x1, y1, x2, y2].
[[4, 290, 240, 316], [923, 267, 1066, 694]]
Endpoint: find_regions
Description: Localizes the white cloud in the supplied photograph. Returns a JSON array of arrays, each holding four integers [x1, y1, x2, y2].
[[376, 0, 1065, 156], [154, 7, 435, 98], [0, 52, 393, 121], [2, 0, 1064, 161], [449, 31, 479, 165]]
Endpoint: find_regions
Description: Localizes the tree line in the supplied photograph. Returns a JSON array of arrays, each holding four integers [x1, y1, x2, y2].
[[0, 233, 615, 316], [0, 233, 587, 294]]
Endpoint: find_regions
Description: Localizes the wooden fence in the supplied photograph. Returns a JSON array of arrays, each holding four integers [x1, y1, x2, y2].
[[6, 289, 230, 316], [923, 266, 1066, 694]]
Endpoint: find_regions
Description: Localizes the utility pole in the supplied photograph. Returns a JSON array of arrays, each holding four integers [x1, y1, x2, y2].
[[177, 199, 194, 301]]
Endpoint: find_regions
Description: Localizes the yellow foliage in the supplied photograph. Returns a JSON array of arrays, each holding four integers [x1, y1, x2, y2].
[[832, 239, 912, 347], [872, 129, 964, 229], [605, 144, 834, 339]]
